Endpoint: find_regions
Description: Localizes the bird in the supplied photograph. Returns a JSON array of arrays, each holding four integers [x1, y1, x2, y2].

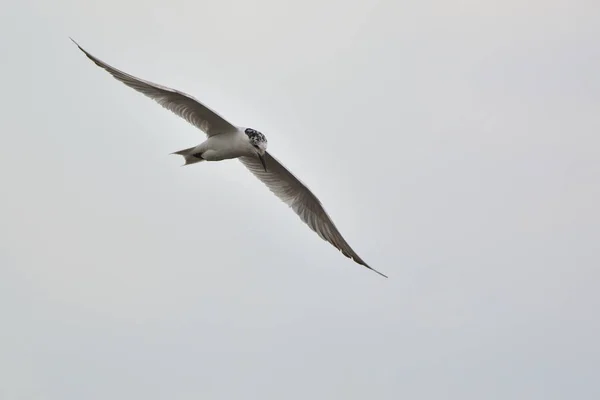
[[71, 38, 387, 278]]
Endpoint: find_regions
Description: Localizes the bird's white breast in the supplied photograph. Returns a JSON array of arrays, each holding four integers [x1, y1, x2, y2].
[[199, 131, 255, 161]]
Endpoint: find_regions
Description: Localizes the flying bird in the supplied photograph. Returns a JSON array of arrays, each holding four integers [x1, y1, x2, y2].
[[71, 38, 387, 278]]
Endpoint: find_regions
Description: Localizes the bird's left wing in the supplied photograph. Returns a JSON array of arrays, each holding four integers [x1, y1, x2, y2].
[[71, 39, 237, 136], [239, 152, 387, 278]]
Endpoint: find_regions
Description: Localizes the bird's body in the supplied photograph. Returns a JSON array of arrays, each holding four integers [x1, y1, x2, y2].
[[175, 130, 260, 165], [71, 38, 387, 278], [200, 131, 253, 161]]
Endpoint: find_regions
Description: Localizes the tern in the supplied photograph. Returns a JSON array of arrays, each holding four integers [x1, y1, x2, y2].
[[71, 38, 387, 278]]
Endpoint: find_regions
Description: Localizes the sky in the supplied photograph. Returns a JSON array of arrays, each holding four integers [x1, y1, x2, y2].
[[1, 0, 599, 398]]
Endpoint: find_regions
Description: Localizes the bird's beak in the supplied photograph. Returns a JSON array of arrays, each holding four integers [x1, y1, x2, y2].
[[258, 154, 268, 172]]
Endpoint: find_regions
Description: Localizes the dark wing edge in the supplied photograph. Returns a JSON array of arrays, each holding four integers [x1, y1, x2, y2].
[[70, 38, 237, 136], [239, 152, 388, 278]]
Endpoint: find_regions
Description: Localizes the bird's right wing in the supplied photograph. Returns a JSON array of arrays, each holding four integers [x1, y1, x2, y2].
[[239, 152, 387, 278], [71, 38, 237, 137]]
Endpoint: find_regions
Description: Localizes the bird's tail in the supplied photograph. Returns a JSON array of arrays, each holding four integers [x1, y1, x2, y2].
[[171, 146, 204, 166]]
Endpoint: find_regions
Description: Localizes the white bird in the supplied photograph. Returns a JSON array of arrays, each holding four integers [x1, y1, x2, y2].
[[71, 38, 387, 278]]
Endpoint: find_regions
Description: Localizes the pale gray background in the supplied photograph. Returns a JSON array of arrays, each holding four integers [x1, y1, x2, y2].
[[1, 0, 599, 399]]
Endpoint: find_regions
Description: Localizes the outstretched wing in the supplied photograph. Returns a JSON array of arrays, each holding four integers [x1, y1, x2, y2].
[[71, 38, 237, 136], [239, 152, 387, 278]]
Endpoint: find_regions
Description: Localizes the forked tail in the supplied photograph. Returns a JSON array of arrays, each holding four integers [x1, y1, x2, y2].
[[171, 146, 204, 166]]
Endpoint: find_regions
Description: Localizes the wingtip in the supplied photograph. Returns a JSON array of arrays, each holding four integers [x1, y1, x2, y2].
[[69, 37, 87, 55], [69, 37, 89, 56], [379, 272, 389, 279], [371, 268, 388, 279], [358, 259, 388, 278]]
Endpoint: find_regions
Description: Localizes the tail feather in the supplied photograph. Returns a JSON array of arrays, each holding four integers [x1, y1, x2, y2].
[[171, 146, 203, 166], [172, 147, 195, 156]]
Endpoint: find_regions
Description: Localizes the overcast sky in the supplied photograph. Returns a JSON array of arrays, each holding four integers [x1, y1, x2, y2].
[[1, 0, 599, 399]]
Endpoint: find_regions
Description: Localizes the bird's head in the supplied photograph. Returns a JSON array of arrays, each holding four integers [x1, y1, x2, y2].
[[244, 128, 268, 171]]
